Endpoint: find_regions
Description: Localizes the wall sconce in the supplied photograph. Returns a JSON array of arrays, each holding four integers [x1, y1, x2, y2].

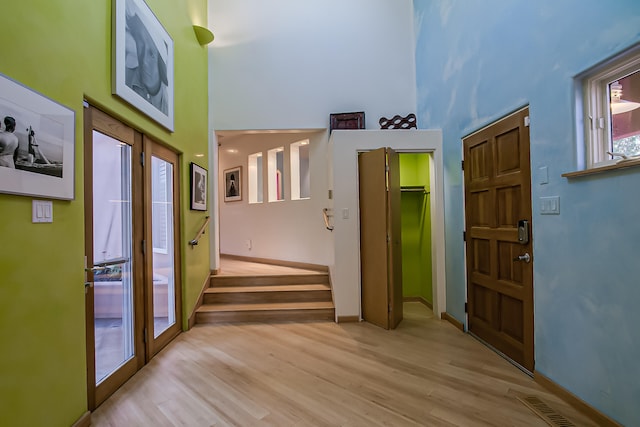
[[193, 25, 214, 46]]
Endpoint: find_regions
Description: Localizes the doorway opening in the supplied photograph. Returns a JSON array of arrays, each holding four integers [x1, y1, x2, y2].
[[358, 149, 437, 329]]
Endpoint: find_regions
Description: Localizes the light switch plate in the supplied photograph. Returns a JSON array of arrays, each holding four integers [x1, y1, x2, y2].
[[540, 196, 560, 215], [32, 200, 53, 223]]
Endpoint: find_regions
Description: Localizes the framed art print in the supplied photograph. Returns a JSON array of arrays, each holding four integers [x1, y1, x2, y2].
[[0, 73, 75, 200], [113, 0, 174, 131], [223, 166, 241, 202], [329, 111, 365, 133], [190, 162, 207, 211]]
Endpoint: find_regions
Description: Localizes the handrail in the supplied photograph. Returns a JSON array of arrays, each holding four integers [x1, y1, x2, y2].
[[322, 208, 334, 231], [189, 215, 211, 246]]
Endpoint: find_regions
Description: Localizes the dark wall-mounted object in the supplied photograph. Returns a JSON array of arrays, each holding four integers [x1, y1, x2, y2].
[[330, 112, 365, 133], [379, 113, 417, 129]]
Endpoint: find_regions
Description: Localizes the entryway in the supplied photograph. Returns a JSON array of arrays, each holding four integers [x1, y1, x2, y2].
[[359, 148, 435, 329], [83, 105, 182, 409]]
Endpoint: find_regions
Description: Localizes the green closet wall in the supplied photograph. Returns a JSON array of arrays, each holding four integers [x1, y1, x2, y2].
[[399, 153, 432, 305], [0, 1, 210, 425]]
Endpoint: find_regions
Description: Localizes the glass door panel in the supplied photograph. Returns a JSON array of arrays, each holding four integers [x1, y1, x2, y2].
[[151, 156, 176, 338], [92, 130, 135, 384]]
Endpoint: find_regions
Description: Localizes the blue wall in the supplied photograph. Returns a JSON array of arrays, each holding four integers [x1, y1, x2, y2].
[[413, 1, 640, 425]]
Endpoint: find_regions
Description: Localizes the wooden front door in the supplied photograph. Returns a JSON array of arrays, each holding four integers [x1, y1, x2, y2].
[[359, 147, 403, 329], [463, 107, 534, 372]]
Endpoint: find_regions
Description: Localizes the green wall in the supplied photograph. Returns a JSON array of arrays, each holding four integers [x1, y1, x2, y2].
[[0, 0, 210, 425], [399, 153, 432, 304]]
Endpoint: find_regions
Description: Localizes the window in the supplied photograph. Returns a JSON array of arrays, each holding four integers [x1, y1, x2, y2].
[[267, 147, 285, 202], [581, 44, 640, 168], [290, 139, 310, 200], [248, 152, 263, 204]]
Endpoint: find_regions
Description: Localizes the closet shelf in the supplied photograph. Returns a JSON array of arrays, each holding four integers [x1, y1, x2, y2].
[[401, 185, 429, 194]]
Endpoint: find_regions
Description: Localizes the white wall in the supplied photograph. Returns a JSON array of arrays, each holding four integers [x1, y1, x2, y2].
[[208, 0, 417, 131], [218, 130, 333, 265], [330, 130, 445, 320], [209, 0, 417, 269]]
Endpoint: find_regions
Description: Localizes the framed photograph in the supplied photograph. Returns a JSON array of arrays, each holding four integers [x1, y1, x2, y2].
[[0, 73, 75, 200], [113, 0, 174, 131], [190, 162, 207, 211], [330, 112, 365, 133], [223, 166, 242, 202]]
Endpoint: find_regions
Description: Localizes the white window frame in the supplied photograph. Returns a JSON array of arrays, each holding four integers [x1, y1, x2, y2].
[[290, 139, 311, 201], [581, 44, 640, 168], [247, 152, 263, 204]]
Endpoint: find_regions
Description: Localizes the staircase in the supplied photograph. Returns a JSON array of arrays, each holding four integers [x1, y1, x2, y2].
[[195, 261, 335, 324]]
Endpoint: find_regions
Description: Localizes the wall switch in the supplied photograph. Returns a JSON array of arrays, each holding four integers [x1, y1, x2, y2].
[[32, 200, 53, 223], [540, 196, 560, 215], [342, 208, 349, 219]]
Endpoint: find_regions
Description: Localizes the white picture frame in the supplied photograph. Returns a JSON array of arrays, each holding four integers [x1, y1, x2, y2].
[[190, 162, 207, 211], [0, 73, 75, 200], [113, 0, 174, 131]]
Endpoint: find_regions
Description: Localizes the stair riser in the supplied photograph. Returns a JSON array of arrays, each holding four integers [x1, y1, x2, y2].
[[211, 275, 329, 287], [204, 290, 332, 305], [196, 309, 335, 324]]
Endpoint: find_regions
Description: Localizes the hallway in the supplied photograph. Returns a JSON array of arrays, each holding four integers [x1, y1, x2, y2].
[[91, 303, 597, 426]]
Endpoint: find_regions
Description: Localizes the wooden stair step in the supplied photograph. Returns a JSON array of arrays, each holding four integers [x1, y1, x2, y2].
[[195, 301, 335, 323], [203, 284, 332, 304], [208, 284, 330, 293], [210, 274, 329, 287], [199, 301, 334, 311]]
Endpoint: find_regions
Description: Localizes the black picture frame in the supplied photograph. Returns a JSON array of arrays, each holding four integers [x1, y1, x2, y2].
[[190, 162, 207, 211], [223, 166, 242, 202], [329, 111, 365, 133]]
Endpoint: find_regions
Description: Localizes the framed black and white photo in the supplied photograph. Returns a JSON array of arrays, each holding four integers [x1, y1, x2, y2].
[[223, 166, 242, 202], [113, 0, 174, 131], [0, 73, 75, 200], [190, 162, 207, 211]]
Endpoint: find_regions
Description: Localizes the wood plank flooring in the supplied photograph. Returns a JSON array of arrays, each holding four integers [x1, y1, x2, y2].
[[91, 303, 598, 426]]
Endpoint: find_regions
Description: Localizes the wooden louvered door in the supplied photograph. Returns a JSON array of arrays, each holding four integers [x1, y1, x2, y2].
[[463, 107, 534, 372]]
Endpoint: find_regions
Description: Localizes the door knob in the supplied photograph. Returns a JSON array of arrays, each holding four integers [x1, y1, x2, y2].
[[513, 253, 531, 263]]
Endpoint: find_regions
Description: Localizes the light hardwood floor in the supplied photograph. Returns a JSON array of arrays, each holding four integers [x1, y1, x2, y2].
[[215, 256, 327, 276], [91, 302, 598, 426]]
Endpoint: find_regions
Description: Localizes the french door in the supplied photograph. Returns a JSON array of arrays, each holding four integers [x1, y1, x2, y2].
[[83, 106, 181, 409]]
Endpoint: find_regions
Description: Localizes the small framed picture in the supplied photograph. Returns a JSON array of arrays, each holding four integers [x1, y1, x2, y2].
[[190, 162, 207, 211], [330, 111, 365, 133], [223, 166, 242, 202]]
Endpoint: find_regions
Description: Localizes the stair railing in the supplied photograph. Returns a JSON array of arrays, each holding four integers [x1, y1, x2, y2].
[[189, 215, 211, 246], [322, 208, 334, 231]]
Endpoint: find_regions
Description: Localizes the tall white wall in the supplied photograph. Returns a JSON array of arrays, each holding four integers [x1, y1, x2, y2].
[[209, 0, 417, 268], [209, 0, 417, 131]]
